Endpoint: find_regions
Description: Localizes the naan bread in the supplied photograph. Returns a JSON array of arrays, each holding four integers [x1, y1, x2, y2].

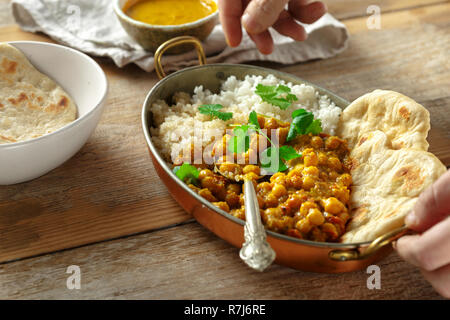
[[338, 90, 446, 243], [0, 43, 77, 144]]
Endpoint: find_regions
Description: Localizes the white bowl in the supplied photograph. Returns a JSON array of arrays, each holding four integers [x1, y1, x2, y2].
[[0, 41, 108, 185]]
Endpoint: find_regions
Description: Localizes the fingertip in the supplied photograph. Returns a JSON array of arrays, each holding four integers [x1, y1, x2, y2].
[[225, 33, 242, 48], [405, 211, 418, 228], [242, 12, 263, 35]]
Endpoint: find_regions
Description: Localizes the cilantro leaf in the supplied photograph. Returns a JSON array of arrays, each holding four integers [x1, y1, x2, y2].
[[286, 109, 323, 141], [248, 110, 260, 129], [306, 119, 322, 135], [260, 145, 301, 173], [199, 104, 233, 121], [260, 147, 286, 173], [173, 163, 200, 186], [228, 125, 252, 154], [255, 84, 298, 110], [227, 112, 262, 154], [279, 145, 302, 161]]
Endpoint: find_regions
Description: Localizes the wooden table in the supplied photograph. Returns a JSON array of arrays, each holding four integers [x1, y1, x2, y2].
[[0, 0, 449, 300]]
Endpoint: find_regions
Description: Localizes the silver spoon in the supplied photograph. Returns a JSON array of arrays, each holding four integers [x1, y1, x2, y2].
[[215, 164, 276, 271]]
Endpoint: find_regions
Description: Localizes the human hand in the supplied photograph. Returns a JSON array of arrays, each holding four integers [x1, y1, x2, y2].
[[218, 0, 327, 54], [395, 169, 450, 298]]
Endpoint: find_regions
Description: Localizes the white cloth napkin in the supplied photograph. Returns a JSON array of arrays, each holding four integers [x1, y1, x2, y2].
[[11, 0, 349, 72]]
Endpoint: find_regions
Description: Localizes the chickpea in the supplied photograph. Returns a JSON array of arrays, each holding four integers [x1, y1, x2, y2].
[[256, 181, 272, 193], [257, 115, 265, 129], [337, 173, 352, 187], [265, 207, 283, 218], [295, 218, 312, 234], [272, 183, 287, 198], [245, 172, 260, 181], [287, 228, 303, 239], [302, 175, 315, 190], [264, 193, 279, 208], [219, 163, 242, 177], [243, 164, 260, 175], [257, 195, 265, 208], [307, 208, 325, 226], [198, 188, 217, 202], [294, 163, 305, 172], [231, 208, 245, 220], [332, 186, 350, 204], [213, 201, 230, 212], [287, 168, 301, 179], [227, 183, 241, 194], [286, 194, 302, 210], [198, 169, 214, 180], [325, 136, 341, 150], [225, 192, 241, 208], [328, 157, 342, 171], [328, 170, 339, 181], [239, 193, 245, 206], [311, 227, 326, 242], [288, 174, 303, 189], [265, 217, 287, 233], [302, 166, 319, 177], [270, 172, 287, 185], [322, 197, 345, 214], [338, 212, 350, 223], [304, 152, 318, 167], [299, 201, 317, 217], [321, 223, 339, 240], [244, 148, 258, 164], [318, 152, 328, 166], [310, 136, 324, 149], [276, 127, 289, 145], [264, 117, 279, 130]]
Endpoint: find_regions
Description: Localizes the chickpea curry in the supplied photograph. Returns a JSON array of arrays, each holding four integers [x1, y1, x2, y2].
[[172, 84, 353, 243]]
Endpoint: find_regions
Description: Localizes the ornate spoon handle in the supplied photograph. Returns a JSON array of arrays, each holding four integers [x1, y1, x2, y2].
[[239, 179, 276, 271]]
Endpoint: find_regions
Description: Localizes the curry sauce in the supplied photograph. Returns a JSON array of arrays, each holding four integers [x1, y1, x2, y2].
[[185, 116, 353, 242]]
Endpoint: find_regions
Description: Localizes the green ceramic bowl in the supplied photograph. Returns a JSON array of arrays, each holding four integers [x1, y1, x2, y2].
[[114, 0, 219, 54]]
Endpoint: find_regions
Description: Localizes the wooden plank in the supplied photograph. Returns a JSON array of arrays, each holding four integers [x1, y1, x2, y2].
[[1, 3, 449, 264], [1, 0, 445, 25], [0, 222, 442, 299], [327, 0, 447, 20]]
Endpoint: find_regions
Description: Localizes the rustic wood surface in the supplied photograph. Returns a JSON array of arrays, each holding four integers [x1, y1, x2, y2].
[[0, 0, 449, 299]]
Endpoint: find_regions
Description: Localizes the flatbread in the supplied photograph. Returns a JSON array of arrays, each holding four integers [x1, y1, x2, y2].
[[338, 90, 446, 243], [0, 43, 77, 144]]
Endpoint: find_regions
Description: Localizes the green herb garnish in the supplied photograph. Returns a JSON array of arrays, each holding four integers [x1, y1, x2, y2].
[[198, 104, 233, 121], [261, 145, 302, 173], [173, 163, 200, 186], [255, 84, 298, 110], [228, 111, 302, 173], [228, 111, 260, 154], [286, 109, 323, 142]]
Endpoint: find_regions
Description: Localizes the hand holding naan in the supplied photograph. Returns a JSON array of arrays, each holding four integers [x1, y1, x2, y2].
[[395, 169, 450, 298]]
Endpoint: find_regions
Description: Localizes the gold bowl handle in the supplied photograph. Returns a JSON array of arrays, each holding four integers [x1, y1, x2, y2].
[[329, 225, 410, 261], [154, 36, 207, 79]]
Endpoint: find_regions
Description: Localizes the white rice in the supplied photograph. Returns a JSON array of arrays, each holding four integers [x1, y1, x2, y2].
[[149, 74, 342, 163]]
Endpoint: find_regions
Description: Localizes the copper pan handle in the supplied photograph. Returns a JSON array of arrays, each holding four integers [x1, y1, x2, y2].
[[329, 225, 410, 261], [154, 36, 207, 79]]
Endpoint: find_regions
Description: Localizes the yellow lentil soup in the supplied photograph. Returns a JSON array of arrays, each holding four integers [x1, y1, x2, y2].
[[124, 0, 217, 26]]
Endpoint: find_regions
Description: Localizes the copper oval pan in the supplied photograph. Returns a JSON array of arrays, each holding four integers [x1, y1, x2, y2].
[[141, 61, 407, 273]]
